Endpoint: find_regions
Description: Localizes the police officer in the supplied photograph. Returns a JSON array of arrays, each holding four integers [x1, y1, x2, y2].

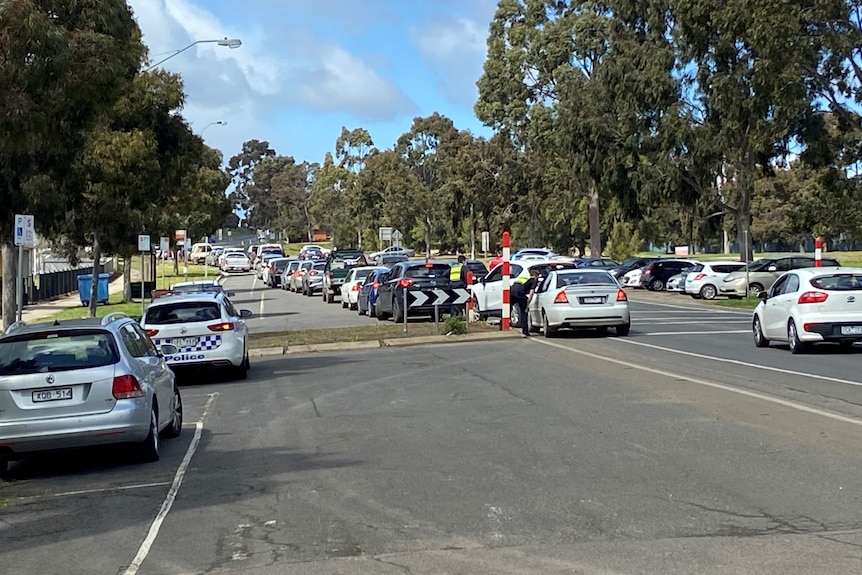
[[510, 267, 540, 337], [450, 255, 468, 314]]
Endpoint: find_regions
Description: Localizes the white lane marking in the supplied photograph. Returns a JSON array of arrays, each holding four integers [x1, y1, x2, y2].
[[259, 292, 265, 317], [629, 299, 750, 315], [249, 275, 258, 296], [534, 339, 862, 427], [640, 330, 749, 336], [633, 319, 750, 324], [611, 338, 862, 388], [17, 481, 172, 501], [123, 392, 219, 575]]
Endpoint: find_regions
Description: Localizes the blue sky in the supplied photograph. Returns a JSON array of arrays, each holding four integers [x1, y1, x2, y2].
[[128, 0, 497, 166]]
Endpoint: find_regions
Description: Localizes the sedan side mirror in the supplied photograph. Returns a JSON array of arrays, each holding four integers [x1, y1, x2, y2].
[[160, 343, 179, 356], [757, 291, 769, 301], [240, 309, 253, 318], [767, 265, 777, 272]]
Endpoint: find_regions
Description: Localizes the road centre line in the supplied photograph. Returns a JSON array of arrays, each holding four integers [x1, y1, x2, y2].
[[610, 338, 862, 388], [640, 330, 749, 336], [534, 339, 862, 427], [16, 481, 172, 502], [123, 392, 218, 575]]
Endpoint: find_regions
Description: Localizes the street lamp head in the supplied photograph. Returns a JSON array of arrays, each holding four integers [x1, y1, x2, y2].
[[218, 38, 242, 49]]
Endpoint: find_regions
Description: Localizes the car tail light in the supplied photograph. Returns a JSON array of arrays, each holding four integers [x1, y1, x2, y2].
[[693, 273, 706, 280], [352, 284, 361, 291], [554, 291, 569, 303], [798, 291, 828, 304], [208, 322, 235, 331], [399, 279, 413, 288], [616, 289, 627, 301], [144, 328, 159, 337], [294, 271, 301, 276], [372, 282, 379, 289], [112, 374, 144, 399], [309, 270, 318, 276]]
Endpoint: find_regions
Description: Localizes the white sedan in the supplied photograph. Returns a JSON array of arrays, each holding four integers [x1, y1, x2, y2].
[[340, 266, 386, 310], [620, 267, 644, 288], [527, 269, 631, 337], [753, 267, 862, 353]]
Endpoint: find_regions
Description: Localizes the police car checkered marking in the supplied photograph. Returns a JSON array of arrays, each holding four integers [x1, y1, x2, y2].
[[155, 334, 222, 352]]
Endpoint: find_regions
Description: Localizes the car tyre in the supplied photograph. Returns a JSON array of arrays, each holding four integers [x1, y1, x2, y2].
[[393, 297, 405, 323], [749, 283, 765, 296], [649, 279, 665, 291], [161, 387, 183, 439], [699, 284, 718, 300], [349, 302, 357, 311], [342, 298, 348, 309], [542, 311, 556, 338], [753, 315, 770, 348], [787, 320, 806, 354], [327, 291, 335, 304], [234, 354, 249, 380], [616, 323, 631, 336], [139, 407, 160, 463]]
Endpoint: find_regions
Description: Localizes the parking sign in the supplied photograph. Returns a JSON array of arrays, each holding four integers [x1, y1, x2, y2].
[[14, 214, 35, 248]]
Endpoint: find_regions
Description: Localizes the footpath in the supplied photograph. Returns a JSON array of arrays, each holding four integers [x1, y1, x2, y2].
[[17, 271, 141, 324]]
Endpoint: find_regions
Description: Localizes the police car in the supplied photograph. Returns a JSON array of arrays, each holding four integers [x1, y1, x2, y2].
[[140, 291, 253, 379]]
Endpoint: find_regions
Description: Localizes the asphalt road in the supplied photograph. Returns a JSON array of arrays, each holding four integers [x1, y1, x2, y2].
[[219, 272, 372, 333], [1, 294, 861, 574]]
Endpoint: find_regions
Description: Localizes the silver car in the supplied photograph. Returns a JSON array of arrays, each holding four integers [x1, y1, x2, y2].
[[0, 313, 182, 475]]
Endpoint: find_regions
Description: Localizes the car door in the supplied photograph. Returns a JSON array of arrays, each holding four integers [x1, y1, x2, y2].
[[484, 264, 523, 313], [529, 270, 552, 324], [762, 275, 792, 338], [121, 324, 170, 428], [377, 264, 402, 314], [131, 322, 174, 422]]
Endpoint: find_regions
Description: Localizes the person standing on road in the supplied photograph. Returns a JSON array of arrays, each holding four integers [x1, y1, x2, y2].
[[489, 250, 503, 270], [510, 267, 539, 337]]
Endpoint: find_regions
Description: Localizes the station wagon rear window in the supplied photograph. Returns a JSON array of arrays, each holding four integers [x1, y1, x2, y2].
[[555, 272, 617, 288], [809, 274, 862, 290], [145, 302, 221, 324], [0, 330, 120, 375]]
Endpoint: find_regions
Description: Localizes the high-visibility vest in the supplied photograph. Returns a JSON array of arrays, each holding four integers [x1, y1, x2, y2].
[[450, 264, 463, 281], [513, 273, 530, 284]]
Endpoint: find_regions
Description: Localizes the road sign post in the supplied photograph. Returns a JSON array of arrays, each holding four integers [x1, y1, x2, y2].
[[160, 237, 169, 286], [481, 231, 490, 257], [815, 237, 823, 267], [138, 235, 151, 318], [403, 286, 408, 334], [14, 214, 35, 322], [466, 271, 474, 333]]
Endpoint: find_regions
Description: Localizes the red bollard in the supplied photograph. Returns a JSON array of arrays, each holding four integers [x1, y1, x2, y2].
[[815, 237, 822, 267]]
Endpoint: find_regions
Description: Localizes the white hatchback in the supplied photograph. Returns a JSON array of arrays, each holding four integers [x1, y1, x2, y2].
[[141, 292, 253, 379], [684, 261, 747, 300], [752, 267, 862, 353]]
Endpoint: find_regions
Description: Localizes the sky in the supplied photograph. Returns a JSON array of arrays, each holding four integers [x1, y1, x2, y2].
[[128, 0, 498, 166]]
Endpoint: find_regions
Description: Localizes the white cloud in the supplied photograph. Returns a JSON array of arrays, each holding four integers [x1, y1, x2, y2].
[[298, 46, 416, 121], [411, 18, 489, 106]]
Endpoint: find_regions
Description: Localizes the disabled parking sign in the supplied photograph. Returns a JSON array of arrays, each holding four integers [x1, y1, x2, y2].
[[14, 214, 35, 248]]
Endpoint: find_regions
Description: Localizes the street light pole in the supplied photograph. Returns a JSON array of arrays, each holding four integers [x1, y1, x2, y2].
[[200, 121, 227, 136], [145, 38, 242, 71]]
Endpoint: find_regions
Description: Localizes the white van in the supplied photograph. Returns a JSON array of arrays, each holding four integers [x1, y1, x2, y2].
[[190, 243, 213, 264]]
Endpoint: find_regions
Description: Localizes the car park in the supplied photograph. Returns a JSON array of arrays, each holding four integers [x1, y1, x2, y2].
[[357, 268, 390, 316], [641, 259, 696, 291], [608, 257, 663, 279], [0, 313, 183, 474], [684, 260, 747, 299], [752, 267, 862, 353], [720, 255, 841, 298], [527, 269, 631, 337], [140, 291, 252, 379], [340, 266, 385, 310], [302, 261, 327, 296]]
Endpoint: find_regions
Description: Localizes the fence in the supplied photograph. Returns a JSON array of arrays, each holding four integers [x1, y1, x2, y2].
[[0, 258, 116, 309]]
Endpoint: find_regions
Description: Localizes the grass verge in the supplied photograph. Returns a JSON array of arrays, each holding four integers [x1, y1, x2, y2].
[[249, 321, 497, 348], [713, 296, 760, 310]]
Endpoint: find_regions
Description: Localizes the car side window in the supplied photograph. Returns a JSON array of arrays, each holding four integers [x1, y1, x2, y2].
[[537, 273, 551, 293], [784, 274, 800, 293], [770, 275, 789, 297], [485, 267, 502, 282], [774, 258, 793, 272], [131, 323, 159, 357], [120, 324, 148, 358], [223, 299, 238, 318]]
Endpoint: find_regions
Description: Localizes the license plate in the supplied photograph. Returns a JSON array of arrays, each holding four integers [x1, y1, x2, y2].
[[32, 388, 73, 402], [841, 326, 862, 335], [580, 296, 605, 304], [174, 337, 198, 348]]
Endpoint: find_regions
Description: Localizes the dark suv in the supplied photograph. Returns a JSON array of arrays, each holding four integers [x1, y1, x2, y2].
[[375, 261, 452, 322], [642, 259, 695, 291]]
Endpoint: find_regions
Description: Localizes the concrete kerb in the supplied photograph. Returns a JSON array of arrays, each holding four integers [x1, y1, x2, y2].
[[248, 330, 520, 357]]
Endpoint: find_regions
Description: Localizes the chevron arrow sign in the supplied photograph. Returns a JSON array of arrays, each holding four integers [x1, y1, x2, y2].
[[407, 288, 470, 308]]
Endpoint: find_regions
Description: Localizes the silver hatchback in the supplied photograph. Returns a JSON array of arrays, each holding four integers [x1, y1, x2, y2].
[[0, 313, 183, 475]]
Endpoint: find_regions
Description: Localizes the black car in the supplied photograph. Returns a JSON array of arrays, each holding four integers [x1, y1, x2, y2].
[[375, 261, 452, 322], [608, 257, 663, 280], [642, 259, 694, 291]]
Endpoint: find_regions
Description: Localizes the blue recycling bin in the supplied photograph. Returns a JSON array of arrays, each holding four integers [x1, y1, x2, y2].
[[77, 273, 111, 305]]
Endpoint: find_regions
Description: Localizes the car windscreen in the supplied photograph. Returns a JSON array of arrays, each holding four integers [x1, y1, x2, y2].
[[145, 302, 221, 324], [405, 265, 450, 279], [225, 254, 247, 260], [555, 272, 617, 288], [0, 329, 120, 375], [809, 273, 862, 290], [353, 268, 374, 280], [271, 260, 291, 271], [747, 259, 775, 272]]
